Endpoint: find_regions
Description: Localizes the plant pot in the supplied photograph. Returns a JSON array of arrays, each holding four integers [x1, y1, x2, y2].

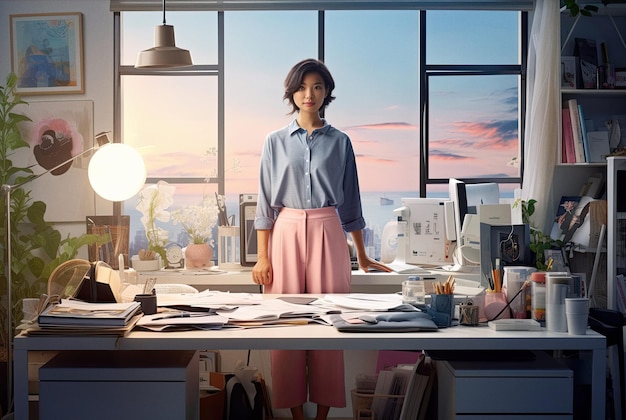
[[185, 243, 213, 269], [131, 255, 161, 271]]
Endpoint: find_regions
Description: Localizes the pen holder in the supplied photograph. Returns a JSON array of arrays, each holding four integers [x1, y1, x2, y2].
[[430, 293, 454, 327], [459, 302, 479, 326], [484, 291, 510, 321], [134, 293, 157, 315]]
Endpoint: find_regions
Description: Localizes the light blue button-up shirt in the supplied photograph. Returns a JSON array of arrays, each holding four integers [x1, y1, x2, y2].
[[254, 119, 366, 233]]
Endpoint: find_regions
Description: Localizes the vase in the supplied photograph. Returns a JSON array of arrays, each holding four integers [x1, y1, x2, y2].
[[185, 243, 213, 269]]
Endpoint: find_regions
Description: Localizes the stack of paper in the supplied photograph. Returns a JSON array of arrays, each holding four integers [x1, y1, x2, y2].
[[27, 300, 142, 336]]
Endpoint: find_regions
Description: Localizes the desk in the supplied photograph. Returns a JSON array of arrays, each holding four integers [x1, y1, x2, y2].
[[14, 322, 606, 419], [137, 268, 483, 293]]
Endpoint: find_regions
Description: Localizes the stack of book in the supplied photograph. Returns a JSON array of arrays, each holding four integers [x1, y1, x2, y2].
[[27, 299, 142, 336], [562, 99, 612, 164], [364, 353, 435, 420]]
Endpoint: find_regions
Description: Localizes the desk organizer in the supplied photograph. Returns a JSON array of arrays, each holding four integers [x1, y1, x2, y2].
[[351, 389, 405, 420]]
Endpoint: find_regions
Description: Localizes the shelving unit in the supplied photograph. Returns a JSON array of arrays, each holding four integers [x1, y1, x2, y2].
[[553, 6, 626, 307], [558, 5, 626, 168]]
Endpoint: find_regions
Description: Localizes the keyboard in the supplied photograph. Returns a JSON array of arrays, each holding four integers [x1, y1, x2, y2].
[[386, 261, 429, 274]]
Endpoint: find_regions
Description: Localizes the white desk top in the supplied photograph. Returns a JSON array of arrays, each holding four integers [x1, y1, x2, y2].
[[15, 322, 605, 352], [12, 294, 607, 420]]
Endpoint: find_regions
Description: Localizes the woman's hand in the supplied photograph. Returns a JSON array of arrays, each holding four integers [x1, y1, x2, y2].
[[358, 255, 392, 273], [252, 256, 273, 285]]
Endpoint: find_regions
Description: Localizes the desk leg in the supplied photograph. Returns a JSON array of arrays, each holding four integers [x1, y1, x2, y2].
[[591, 346, 606, 420], [14, 347, 29, 420]]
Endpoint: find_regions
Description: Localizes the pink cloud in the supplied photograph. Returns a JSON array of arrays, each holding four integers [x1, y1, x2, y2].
[[343, 122, 417, 131]]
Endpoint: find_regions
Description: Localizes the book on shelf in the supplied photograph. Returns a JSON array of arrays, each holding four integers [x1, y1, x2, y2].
[[608, 114, 625, 149], [37, 299, 141, 327], [578, 104, 591, 162], [567, 99, 586, 163], [579, 172, 605, 199], [397, 353, 436, 420], [616, 274, 626, 315], [574, 37, 598, 89], [562, 108, 576, 163], [586, 131, 611, 163]]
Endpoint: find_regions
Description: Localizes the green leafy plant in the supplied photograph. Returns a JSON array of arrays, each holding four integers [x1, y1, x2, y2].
[[0, 73, 100, 355], [562, 0, 626, 17], [562, 0, 599, 17], [514, 198, 564, 271]]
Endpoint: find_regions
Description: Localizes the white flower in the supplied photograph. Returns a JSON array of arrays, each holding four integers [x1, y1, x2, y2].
[[136, 181, 176, 255], [172, 195, 220, 244]]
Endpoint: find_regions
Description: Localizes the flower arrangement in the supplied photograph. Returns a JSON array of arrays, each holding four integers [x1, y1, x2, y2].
[[136, 180, 176, 261], [172, 195, 220, 245]]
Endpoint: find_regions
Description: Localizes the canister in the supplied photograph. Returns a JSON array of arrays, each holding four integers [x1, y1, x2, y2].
[[545, 272, 571, 332], [530, 271, 546, 323]]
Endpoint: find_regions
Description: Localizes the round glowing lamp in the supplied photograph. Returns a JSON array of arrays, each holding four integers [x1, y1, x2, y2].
[[88, 143, 147, 202]]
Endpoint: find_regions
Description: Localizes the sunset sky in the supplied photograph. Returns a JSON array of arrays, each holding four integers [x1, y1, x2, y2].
[[120, 9, 520, 197]]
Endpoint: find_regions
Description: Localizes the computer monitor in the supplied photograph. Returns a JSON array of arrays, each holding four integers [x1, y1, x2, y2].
[[447, 179, 501, 269]]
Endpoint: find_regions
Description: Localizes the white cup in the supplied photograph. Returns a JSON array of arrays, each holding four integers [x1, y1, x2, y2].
[[565, 297, 589, 335]]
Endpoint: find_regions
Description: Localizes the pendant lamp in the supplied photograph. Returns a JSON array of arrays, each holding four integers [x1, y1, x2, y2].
[[135, 0, 192, 68]]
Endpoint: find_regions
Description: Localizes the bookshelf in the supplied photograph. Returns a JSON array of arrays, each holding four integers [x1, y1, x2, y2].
[[559, 6, 626, 169], [553, 6, 626, 307]]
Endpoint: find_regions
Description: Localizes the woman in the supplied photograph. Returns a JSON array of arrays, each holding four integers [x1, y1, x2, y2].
[[252, 58, 390, 420]]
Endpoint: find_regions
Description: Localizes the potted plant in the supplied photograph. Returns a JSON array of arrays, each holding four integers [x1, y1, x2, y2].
[[514, 198, 564, 271], [135, 180, 176, 269], [172, 194, 220, 268], [0, 73, 100, 358]]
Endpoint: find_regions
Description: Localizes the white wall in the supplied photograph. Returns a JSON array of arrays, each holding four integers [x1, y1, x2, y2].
[[1, 0, 115, 246]]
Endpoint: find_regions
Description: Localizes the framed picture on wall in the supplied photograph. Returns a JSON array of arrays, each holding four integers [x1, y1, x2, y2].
[[10, 12, 84, 95], [14, 100, 95, 222]]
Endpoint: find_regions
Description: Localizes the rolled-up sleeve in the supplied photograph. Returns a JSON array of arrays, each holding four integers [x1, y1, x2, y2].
[[337, 140, 366, 232], [254, 136, 276, 230]]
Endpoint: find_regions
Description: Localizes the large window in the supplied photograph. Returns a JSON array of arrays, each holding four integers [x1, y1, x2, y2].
[[421, 10, 525, 198], [115, 4, 528, 261]]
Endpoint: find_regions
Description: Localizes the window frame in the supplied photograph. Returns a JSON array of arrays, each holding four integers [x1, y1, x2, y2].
[[113, 4, 528, 214], [418, 10, 528, 196]]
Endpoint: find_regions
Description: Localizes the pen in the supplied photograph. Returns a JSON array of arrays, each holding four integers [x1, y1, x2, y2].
[[151, 313, 208, 321]]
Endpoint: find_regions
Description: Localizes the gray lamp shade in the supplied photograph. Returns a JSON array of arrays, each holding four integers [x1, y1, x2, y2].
[[135, 24, 192, 68]]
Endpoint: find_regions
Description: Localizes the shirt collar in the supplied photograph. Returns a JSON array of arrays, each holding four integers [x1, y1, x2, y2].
[[288, 119, 331, 136]]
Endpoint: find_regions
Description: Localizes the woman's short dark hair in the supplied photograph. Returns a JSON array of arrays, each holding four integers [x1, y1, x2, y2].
[[283, 58, 336, 115]]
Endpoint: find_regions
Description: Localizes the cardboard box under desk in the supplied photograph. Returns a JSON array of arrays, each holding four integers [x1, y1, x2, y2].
[[28, 351, 58, 395], [199, 372, 227, 420]]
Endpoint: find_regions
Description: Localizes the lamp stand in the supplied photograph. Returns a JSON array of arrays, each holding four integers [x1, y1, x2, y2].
[[2, 184, 14, 414], [1, 133, 112, 414]]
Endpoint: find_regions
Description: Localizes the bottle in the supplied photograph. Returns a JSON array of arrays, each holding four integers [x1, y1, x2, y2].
[[395, 216, 409, 263], [531, 271, 546, 324], [380, 219, 398, 263], [402, 275, 425, 305]]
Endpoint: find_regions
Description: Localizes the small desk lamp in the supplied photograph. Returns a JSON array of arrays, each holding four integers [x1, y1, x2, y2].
[[2, 131, 146, 411]]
